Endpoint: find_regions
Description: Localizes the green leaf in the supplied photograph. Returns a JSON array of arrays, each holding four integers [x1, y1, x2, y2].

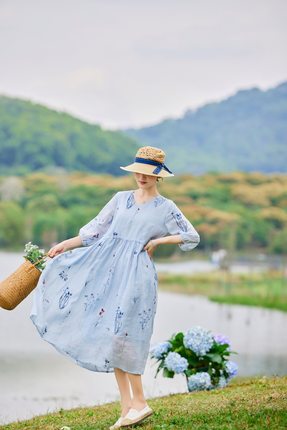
[[163, 368, 175, 378], [205, 353, 223, 364], [187, 357, 200, 366]]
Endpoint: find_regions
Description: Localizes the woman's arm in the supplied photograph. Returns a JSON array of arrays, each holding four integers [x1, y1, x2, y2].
[[48, 235, 82, 258], [153, 234, 183, 246], [144, 234, 183, 256], [61, 235, 83, 250]]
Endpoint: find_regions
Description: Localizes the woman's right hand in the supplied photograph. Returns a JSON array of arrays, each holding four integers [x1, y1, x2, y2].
[[48, 242, 67, 258]]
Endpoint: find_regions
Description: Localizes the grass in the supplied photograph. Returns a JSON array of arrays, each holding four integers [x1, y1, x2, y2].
[[158, 270, 287, 312], [1, 377, 286, 430]]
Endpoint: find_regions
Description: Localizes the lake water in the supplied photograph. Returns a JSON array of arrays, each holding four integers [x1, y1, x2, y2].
[[0, 252, 287, 425]]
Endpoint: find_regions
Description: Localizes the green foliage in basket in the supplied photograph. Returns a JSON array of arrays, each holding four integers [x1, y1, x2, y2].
[[24, 242, 46, 271]]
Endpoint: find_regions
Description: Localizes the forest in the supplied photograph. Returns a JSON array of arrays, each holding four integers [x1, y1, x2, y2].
[[0, 171, 286, 256]]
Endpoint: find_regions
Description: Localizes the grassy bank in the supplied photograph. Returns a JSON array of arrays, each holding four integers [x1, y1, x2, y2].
[[158, 270, 287, 312], [1, 377, 286, 430]]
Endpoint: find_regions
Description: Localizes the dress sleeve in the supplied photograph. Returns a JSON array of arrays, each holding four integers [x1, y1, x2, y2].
[[164, 200, 200, 251], [79, 192, 118, 246]]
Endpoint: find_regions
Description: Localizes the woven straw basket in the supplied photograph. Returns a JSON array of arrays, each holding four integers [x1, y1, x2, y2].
[[0, 255, 47, 311]]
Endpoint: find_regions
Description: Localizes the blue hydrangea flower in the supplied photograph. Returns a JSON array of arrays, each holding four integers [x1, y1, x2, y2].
[[164, 351, 188, 373], [183, 326, 214, 356], [150, 341, 171, 359], [213, 333, 231, 347], [187, 372, 212, 391], [217, 376, 227, 388], [225, 361, 238, 378]]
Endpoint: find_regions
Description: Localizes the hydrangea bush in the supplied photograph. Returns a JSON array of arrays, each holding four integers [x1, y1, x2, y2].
[[24, 242, 46, 271], [149, 325, 238, 392]]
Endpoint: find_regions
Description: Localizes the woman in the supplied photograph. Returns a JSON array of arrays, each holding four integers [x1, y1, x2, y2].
[[30, 146, 200, 429]]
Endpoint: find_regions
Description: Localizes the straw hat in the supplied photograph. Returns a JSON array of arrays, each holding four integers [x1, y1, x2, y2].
[[120, 146, 174, 178]]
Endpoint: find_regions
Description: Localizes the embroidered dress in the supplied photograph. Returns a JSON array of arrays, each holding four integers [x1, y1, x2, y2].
[[30, 190, 200, 374]]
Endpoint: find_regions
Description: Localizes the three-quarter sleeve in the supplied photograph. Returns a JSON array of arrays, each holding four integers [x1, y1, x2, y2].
[[79, 192, 118, 246], [164, 201, 200, 251]]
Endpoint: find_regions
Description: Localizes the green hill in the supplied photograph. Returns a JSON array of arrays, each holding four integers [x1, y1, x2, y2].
[[1, 82, 286, 176], [0, 96, 138, 175], [123, 82, 287, 174]]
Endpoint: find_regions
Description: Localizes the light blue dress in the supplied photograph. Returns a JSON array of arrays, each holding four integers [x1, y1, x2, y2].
[[30, 190, 200, 374]]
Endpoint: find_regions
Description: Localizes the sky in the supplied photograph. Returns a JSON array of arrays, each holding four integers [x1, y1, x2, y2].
[[0, 0, 286, 129]]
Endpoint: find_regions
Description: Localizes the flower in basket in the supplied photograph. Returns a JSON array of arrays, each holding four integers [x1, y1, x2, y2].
[[149, 325, 238, 392], [24, 242, 46, 271]]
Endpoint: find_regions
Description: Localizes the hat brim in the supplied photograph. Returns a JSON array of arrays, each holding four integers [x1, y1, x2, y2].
[[119, 163, 174, 178]]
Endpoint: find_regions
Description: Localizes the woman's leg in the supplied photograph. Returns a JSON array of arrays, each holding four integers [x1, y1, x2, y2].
[[114, 367, 132, 416], [127, 372, 148, 411]]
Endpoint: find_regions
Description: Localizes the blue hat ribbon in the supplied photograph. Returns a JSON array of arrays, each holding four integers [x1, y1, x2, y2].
[[134, 157, 173, 175]]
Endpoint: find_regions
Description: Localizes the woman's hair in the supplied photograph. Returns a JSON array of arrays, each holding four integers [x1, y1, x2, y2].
[[156, 177, 164, 182]]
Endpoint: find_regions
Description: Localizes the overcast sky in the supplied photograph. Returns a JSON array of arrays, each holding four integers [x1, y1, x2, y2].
[[0, 0, 286, 129]]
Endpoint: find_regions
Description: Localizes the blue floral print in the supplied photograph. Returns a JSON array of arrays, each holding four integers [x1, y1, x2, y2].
[[172, 212, 188, 232], [83, 292, 97, 312], [30, 190, 200, 374], [114, 306, 124, 334], [58, 264, 71, 281], [126, 193, 134, 209], [138, 308, 153, 330], [59, 286, 72, 309]]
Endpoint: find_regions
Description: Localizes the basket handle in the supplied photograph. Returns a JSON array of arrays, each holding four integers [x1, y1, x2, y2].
[[31, 253, 49, 267]]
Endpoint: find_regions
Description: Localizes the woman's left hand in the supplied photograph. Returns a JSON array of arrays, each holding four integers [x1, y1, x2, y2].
[[144, 239, 158, 257]]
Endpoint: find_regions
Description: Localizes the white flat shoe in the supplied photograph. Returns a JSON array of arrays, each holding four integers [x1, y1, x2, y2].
[[109, 415, 124, 429], [121, 405, 153, 426]]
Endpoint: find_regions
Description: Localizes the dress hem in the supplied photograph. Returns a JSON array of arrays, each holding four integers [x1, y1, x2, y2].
[[29, 314, 145, 375]]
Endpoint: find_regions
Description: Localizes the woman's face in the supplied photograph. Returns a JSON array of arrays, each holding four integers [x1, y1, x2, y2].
[[134, 172, 158, 190]]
